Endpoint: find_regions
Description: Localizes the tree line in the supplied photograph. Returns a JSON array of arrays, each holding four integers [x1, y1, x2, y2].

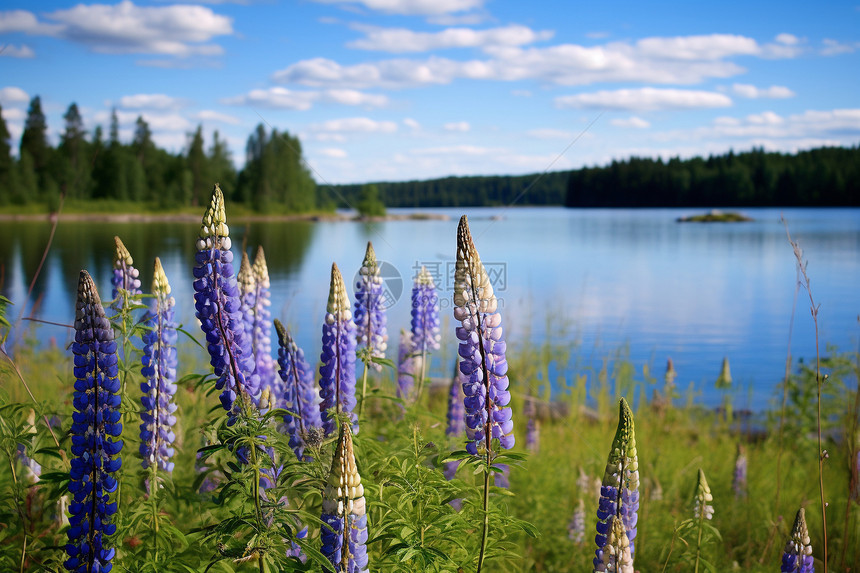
[[1, 96, 857, 211], [0, 96, 318, 211]]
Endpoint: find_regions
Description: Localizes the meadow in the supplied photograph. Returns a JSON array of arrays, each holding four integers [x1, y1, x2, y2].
[[0, 185, 857, 573]]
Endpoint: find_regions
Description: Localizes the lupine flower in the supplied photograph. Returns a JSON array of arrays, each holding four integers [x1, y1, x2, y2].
[[716, 356, 732, 390], [192, 185, 258, 418], [353, 241, 388, 371], [594, 516, 634, 573], [237, 252, 257, 347], [139, 257, 178, 476], [251, 247, 276, 393], [594, 398, 639, 570], [732, 444, 747, 498], [275, 319, 322, 460], [321, 422, 368, 573], [454, 215, 514, 456], [16, 409, 41, 484], [396, 330, 414, 404], [65, 270, 123, 573], [693, 468, 714, 520], [493, 463, 510, 489], [524, 399, 540, 453], [411, 265, 441, 356], [569, 498, 586, 544], [444, 362, 465, 482], [110, 236, 142, 310], [319, 263, 358, 436], [781, 507, 814, 573]]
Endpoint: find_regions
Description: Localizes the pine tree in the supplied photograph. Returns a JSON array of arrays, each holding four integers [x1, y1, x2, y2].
[[0, 103, 14, 204], [20, 96, 51, 195], [59, 103, 91, 199]]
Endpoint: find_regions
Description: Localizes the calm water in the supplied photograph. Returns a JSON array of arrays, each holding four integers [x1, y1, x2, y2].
[[2, 207, 858, 409]]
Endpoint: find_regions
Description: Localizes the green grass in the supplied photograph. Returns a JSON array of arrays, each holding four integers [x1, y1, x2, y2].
[[1, 319, 857, 572]]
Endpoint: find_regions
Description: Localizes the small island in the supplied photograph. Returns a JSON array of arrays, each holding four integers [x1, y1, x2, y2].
[[677, 209, 754, 223]]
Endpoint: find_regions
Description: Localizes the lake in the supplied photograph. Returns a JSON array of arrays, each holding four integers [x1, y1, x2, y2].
[[2, 206, 858, 410]]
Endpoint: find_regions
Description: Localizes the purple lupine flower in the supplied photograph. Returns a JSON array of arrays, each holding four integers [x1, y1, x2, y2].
[[595, 516, 634, 573], [321, 422, 368, 573], [781, 507, 814, 573], [192, 185, 258, 419], [569, 498, 586, 544], [110, 235, 142, 311], [275, 319, 322, 460], [237, 252, 257, 346], [319, 263, 358, 436], [251, 247, 276, 393], [594, 398, 639, 571], [733, 443, 747, 499], [139, 257, 178, 477], [493, 463, 510, 489], [65, 270, 123, 573], [445, 360, 465, 438], [454, 215, 514, 456], [353, 241, 388, 371], [411, 265, 441, 356], [396, 329, 414, 404], [524, 399, 540, 453]]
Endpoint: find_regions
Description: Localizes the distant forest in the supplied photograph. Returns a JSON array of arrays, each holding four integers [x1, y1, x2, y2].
[[1, 96, 857, 211]]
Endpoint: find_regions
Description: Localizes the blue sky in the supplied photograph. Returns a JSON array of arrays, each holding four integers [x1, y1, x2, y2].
[[1, 0, 859, 184]]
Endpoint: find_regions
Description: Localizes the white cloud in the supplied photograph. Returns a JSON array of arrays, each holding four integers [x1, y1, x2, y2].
[[311, 0, 484, 16], [775, 33, 799, 46], [0, 2, 232, 58], [556, 88, 732, 111], [443, 121, 470, 132], [1, 107, 27, 121], [0, 86, 30, 104], [195, 110, 241, 125], [820, 39, 859, 56], [403, 117, 420, 129], [702, 108, 860, 139], [319, 147, 348, 158], [731, 84, 795, 99], [119, 93, 185, 109], [635, 34, 759, 60], [348, 24, 553, 53], [426, 11, 489, 26], [222, 87, 388, 110], [0, 44, 35, 58], [309, 117, 398, 133], [92, 109, 193, 133], [761, 33, 805, 58], [610, 116, 651, 129], [412, 144, 500, 156], [527, 128, 573, 139], [273, 32, 771, 89]]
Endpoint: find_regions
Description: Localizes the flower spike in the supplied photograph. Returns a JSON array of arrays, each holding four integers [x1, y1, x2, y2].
[[275, 319, 322, 460], [319, 263, 358, 435], [111, 235, 142, 307], [781, 507, 814, 573], [192, 184, 257, 419], [251, 247, 276, 393], [353, 241, 388, 371], [593, 398, 639, 570], [411, 265, 441, 355], [454, 215, 514, 456], [65, 270, 123, 573], [693, 468, 714, 520], [321, 422, 368, 573], [139, 258, 178, 475]]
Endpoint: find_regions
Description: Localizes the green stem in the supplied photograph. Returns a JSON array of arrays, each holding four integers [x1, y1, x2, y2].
[[694, 514, 704, 573], [476, 464, 490, 573], [358, 360, 369, 419]]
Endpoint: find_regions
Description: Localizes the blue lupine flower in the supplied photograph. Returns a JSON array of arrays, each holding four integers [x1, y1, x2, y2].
[[321, 422, 368, 573], [410, 265, 440, 356], [275, 319, 322, 460], [524, 399, 539, 453], [733, 444, 747, 498], [593, 398, 639, 571], [251, 247, 276, 393], [110, 236, 141, 311], [594, 516, 634, 573], [65, 270, 123, 573], [781, 508, 814, 573], [353, 242, 388, 371], [445, 360, 465, 439], [319, 263, 358, 436], [192, 185, 258, 418], [493, 463, 510, 489], [139, 258, 178, 476], [237, 252, 257, 350], [396, 329, 414, 404], [454, 215, 514, 456], [569, 498, 586, 544]]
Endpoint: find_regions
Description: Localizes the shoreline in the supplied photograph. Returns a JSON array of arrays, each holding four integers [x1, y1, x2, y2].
[[0, 211, 451, 223]]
